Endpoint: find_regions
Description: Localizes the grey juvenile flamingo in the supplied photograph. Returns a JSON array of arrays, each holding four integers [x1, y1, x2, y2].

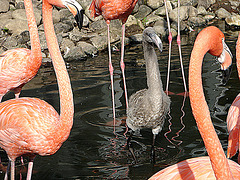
[[126, 27, 171, 162]]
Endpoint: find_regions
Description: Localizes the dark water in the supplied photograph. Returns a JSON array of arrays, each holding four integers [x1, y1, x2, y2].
[[1, 24, 240, 179]]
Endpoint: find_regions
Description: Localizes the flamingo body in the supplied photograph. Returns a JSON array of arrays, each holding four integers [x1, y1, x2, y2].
[[0, 97, 64, 160], [149, 156, 240, 180], [149, 26, 237, 179], [0, 48, 41, 100], [226, 34, 240, 163], [227, 93, 240, 163], [89, 0, 138, 23]]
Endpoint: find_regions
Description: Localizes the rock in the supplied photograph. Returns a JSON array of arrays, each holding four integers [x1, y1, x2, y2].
[[54, 22, 73, 34], [89, 19, 107, 32], [171, 21, 188, 31], [204, 14, 215, 21], [225, 15, 240, 26], [134, 5, 152, 20], [60, 38, 75, 54], [154, 1, 172, 16], [216, 8, 231, 19], [188, 16, 206, 27], [69, 27, 84, 42], [64, 46, 87, 61], [229, 0, 240, 8], [180, 0, 198, 6], [0, 0, 9, 12], [125, 15, 138, 27], [153, 25, 166, 38], [77, 41, 98, 56], [12, 8, 42, 25], [90, 35, 107, 51], [78, 0, 92, 10], [52, 9, 61, 24], [198, 0, 216, 9], [197, 6, 208, 15], [18, 30, 30, 44], [169, 6, 189, 22], [4, 19, 28, 35], [144, 14, 164, 26], [188, 6, 198, 17], [0, 36, 18, 49], [147, 0, 164, 10]]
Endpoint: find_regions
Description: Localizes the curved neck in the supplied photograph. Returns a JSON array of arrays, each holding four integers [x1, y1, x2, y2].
[[143, 41, 163, 95], [24, 0, 42, 68], [237, 34, 240, 79], [42, 0, 74, 138], [189, 27, 233, 180]]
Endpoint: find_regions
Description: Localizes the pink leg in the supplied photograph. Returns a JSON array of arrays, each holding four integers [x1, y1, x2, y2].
[[10, 160, 14, 180], [106, 21, 116, 126], [26, 156, 35, 180], [120, 24, 128, 109], [164, 0, 172, 95], [177, 0, 187, 92]]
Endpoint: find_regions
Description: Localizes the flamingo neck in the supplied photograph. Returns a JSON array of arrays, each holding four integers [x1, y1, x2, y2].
[[24, 0, 42, 69], [189, 26, 233, 180], [237, 34, 240, 79], [42, 0, 74, 140], [143, 41, 163, 96]]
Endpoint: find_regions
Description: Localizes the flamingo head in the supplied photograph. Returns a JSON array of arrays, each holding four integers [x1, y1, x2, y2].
[[218, 38, 233, 85], [48, 0, 84, 30], [143, 27, 163, 52]]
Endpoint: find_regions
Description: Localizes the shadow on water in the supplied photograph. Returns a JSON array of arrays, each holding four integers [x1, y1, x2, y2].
[[0, 22, 240, 179]]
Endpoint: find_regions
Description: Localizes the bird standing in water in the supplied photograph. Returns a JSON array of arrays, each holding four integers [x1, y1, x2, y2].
[[89, 0, 139, 124], [126, 27, 171, 163], [149, 26, 238, 180], [0, 0, 83, 179]]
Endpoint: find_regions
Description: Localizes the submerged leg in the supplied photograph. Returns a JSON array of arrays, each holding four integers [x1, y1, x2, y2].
[[120, 23, 128, 109], [177, 0, 187, 92], [106, 21, 116, 126], [151, 134, 157, 164], [127, 130, 137, 163], [4, 160, 10, 180]]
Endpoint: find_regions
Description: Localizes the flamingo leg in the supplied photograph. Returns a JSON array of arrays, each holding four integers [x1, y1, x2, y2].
[[106, 21, 116, 126], [127, 130, 137, 163], [164, 0, 172, 94], [10, 160, 14, 180], [120, 23, 128, 109], [26, 156, 35, 180], [4, 160, 10, 180], [177, 0, 187, 92], [151, 134, 157, 164]]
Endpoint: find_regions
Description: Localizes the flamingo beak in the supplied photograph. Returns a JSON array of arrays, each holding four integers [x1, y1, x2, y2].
[[150, 33, 163, 52], [64, 0, 84, 30], [218, 39, 233, 85]]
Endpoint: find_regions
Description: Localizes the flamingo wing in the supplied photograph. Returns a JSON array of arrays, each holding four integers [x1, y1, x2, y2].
[[0, 97, 61, 159], [226, 93, 240, 162], [149, 156, 240, 180], [0, 48, 33, 94]]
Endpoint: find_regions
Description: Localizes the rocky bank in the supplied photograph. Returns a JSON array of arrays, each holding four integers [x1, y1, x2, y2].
[[0, 0, 239, 62]]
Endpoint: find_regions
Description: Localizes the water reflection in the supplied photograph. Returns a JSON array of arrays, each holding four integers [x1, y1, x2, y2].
[[0, 24, 239, 179]]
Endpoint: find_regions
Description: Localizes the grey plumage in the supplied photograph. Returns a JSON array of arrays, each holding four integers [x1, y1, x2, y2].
[[126, 27, 171, 158]]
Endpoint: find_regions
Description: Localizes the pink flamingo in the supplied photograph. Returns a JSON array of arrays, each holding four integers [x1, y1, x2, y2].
[[0, 0, 42, 102], [149, 26, 239, 179], [0, 0, 83, 179], [226, 33, 240, 163], [89, 0, 139, 124]]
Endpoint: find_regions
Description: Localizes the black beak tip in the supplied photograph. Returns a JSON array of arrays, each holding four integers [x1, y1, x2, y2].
[[221, 64, 232, 85], [75, 9, 84, 30]]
